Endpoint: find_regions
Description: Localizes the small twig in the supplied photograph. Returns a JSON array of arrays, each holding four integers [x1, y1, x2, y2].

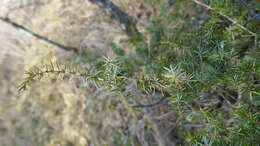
[[149, 112, 172, 120], [192, 0, 258, 48], [219, 93, 235, 107]]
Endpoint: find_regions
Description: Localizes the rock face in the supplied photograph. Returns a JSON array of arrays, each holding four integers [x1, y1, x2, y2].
[[1, 0, 130, 56], [0, 1, 173, 146]]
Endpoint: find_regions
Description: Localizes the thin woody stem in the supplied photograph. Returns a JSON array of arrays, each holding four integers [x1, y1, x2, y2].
[[192, 0, 258, 48]]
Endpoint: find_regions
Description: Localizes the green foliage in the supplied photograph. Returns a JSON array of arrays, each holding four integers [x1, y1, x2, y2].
[[20, 0, 259, 145]]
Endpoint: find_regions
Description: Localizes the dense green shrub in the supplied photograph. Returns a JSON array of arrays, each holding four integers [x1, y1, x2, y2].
[[20, 0, 259, 145]]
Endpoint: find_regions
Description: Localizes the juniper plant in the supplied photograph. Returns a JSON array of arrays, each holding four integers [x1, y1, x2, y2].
[[19, 0, 259, 145]]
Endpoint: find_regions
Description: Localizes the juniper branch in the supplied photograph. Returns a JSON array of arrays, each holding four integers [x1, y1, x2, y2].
[[18, 63, 97, 91], [192, 0, 258, 48]]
